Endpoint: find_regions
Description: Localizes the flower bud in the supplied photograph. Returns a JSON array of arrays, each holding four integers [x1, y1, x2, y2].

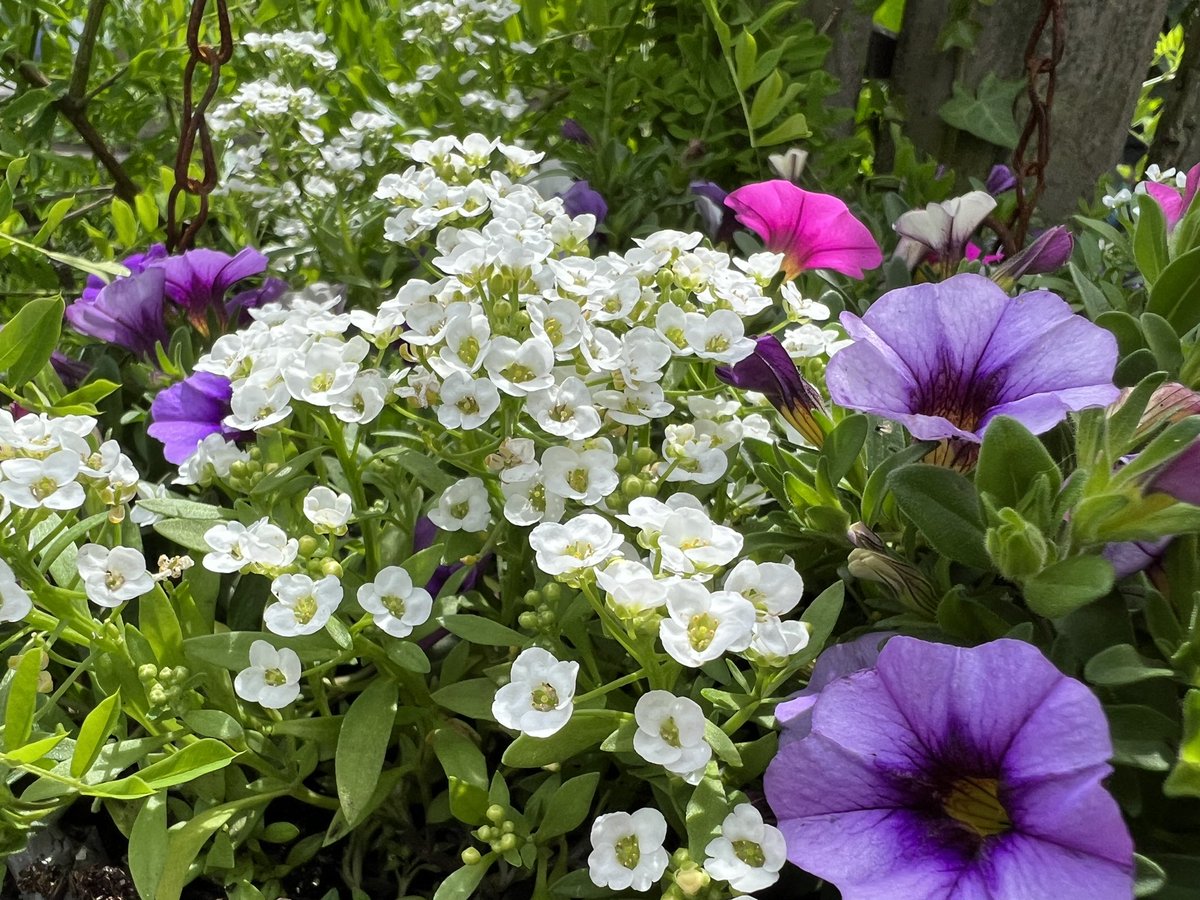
[[985, 508, 1049, 583], [461, 847, 482, 866], [847, 548, 938, 616]]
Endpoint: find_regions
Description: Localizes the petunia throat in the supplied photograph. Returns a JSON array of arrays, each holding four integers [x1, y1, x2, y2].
[[941, 776, 1011, 839]]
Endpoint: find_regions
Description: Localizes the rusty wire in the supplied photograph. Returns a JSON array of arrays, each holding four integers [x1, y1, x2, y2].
[[1008, 0, 1065, 250], [165, 0, 233, 252]]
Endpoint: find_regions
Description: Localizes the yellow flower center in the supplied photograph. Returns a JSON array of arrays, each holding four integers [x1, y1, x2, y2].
[[614, 834, 640, 870], [943, 777, 1010, 838], [687, 613, 719, 651], [530, 682, 559, 712], [733, 839, 765, 867]]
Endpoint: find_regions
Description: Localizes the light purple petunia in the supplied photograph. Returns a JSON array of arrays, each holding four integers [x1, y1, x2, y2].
[[64, 267, 169, 358], [724, 180, 882, 280], [765, 636, 1134, 900], [825, 274, 1119, 445], [147, 371, 246, 463], [80, 243, 167, 303]]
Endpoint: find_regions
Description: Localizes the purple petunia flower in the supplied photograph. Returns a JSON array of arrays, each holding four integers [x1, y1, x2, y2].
[[992, 225, 1074, 283], [724, 180, 882, 280], [825, 274, 1119, 448], [766, 636, 1134, 900], [716, 335, 825, 447], [64, 267, 169, 358], [985, 164, 1017, 195], [560, 180, 608, 224], [147, 372, 245, 464], [690, 181, 737, 244], [156, 247, 272, 326], [80, 244, 168, 303], [561, 118, 594, 146]]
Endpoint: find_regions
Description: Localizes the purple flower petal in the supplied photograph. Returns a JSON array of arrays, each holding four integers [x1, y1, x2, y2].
[[560, 180, 608, 223], [147, 371, 241, 463], [65, 267, 168, 357], [158, 247, 269, 313]]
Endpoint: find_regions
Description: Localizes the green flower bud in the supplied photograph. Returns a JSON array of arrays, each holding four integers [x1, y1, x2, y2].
[[518, 611, 539, 630], [542, 583, 563, 603], [616, 456, 633, 475], [496, 833, 518, 852], [486, 804, 506, 824], [461, 847, 483, 866], [522, 589, 541, 607], [320, 558, 343, 578], [621, 475, 643, 500], [985, 507, 1049, 583], [298, 535, 320, 557], [634, 446, 658, 467]]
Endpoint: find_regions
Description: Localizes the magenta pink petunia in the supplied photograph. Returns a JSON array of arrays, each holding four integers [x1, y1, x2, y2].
[[1142, 163, 1200, 229], [724, 180, 882, 279]]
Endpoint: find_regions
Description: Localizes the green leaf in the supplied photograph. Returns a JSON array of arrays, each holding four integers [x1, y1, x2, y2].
[[938, 73, 1022, 148], [0, 230, 128, 278], [248, 446, 327, 495], [1141, 311, 1183, 373], [733, 30, 758, 90], [386, 640, 431, 673], [34, 197, 74, 245], [137, 497, 230, 520], [794, 581, 845, 665], [71, 690, 122, 778], [1106, 704, 1177, 771], [123, 739, 238, 792], [134, 192, 160, 232], [336, 679, 399, 827], [0, 296, 64, 389], [1134, 193, 1170, 286], [111, 197, 138, 246], [1023, 555, 1114, 617], [1165, 690, 1200, 797], [183, 631, 339, 669], [975, 416, 1061, 508], [432, 678, 499, 720], [502, 712, 622, 767], [432, 859, 491, 900], [440, 614, 529, 648], [1085, 644, 1176, 686], [758, 112, 809, 147], [1148, 245, 1200, 335], [685, 775, 727, 857], [129, 793, 168, 900], [703, 721, 742, 766], [888, 465, 990, 569], [152, 517, 224, 553], [820, 414, 868, 489], [861, 441, 936, 525], [535, 772, 599, 841], [749, 70, 782, 126], [432, 727, 490, 825], [4, 649, 42, 749], [181, 709, 244, 742]]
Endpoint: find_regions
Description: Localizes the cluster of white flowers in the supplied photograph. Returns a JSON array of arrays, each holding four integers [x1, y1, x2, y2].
[[586, 803, 785, 893], [0, 411, 138, 517], [401, 0, 526, 56], [181, 285, 397, 478], [203, 517, 299, 575], [209, 79, 329, 145], [242, 30, 338, 69]]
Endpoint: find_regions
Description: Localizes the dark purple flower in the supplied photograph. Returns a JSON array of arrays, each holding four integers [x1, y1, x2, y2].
[[1145, 440, 1200, 506], [561, 118, 594, 146], [50, 352, 90, 389], [690, 181, 737, 244], [985, 164, 1017, 195], [560, 181, 608, 224], [147, 372, 245, 464], [766, 636, 1134, 900], [64, 267, 168, 358], [81, 244, 167, 303], [716, 335, 825, 447], [826, 274, 1119, 445], [412, 515, 490, 598], [156, 247, 270, 328], [992, 226, 1074, 282]]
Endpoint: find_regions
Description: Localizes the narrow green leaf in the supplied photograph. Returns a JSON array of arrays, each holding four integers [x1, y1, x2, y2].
[[502, 712, 622, 767], [535, 772, 599, 841], [440, 614, 529, 647], [1085, 644, 1176, 685], [336, 679, 399, 827], [1133, 193, 1169, 286], [71, 690, 122, 777], [4, 649, 43, 749], [129, 793, 169, 899]]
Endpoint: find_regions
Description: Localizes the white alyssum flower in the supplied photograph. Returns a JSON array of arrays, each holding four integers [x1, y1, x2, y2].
[[0, 559, 33, 623], [357, 566, 433, 637], [302, 486, 352, 534], [175, 434, 250, 486], [202, 518, 298, 573], [660, 581, 756, 667], [681, 309, 755, 363], [491, 646, 579, 738], [76, 545, 154, 608], [723, 560, 804, 618], [657, 508, 744, 576], [633, 691, 712, 784], [264, 573, 342, 636], [747, 616, 811, 664], [437, 371, 501, 430], [587, 808, 670, 892], [704, 803, 787, 893], [428, 477, 492, 532], [595, 558, 669, 616], [525, 377, 602, 440], [529, 514, 623, 578], [234, 640, 303, 709], [780, 282, 831, 322], [0, 450, 85, 510], [540, 444, 618, 505]]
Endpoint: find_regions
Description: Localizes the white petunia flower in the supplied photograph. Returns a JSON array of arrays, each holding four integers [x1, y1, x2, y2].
[[263, 573, 342, 636], [302, 486, 353, 534], [587, 808, 670, 892], [357, 566, 433, 636], [428, 477, 492, 532], [723, 560, 804, 618], [76, 544, 154, 608], [491, 646, 579, 738], [0, 559, 33, 623], [660, 581, 756, 667], [657, 508, 743, 576], [633, 691, 712, 784], [234, 640, 303, 709], [704, 803, 787, 892], [529, 514, 623, 578]]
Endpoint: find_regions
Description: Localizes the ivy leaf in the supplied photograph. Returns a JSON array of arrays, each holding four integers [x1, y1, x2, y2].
[[938, 73, 1023, 148]]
